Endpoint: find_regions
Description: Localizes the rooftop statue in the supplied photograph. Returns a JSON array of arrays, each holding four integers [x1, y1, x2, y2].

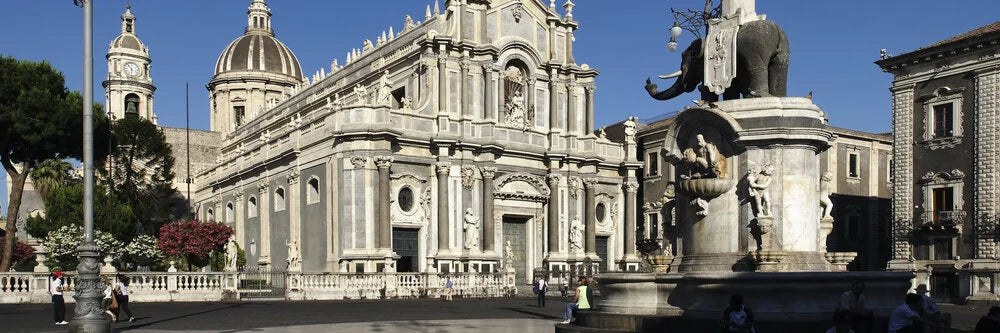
[[645, 0, 789, 102]]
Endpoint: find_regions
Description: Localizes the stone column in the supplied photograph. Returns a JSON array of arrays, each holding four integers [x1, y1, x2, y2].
[[547, 174, 562, 254], [375, 156, 394, 249], [438, 56, 448, 114], [460, 60, 470, 117], [527, 79, 536, 127], [258, 180, 271, 266], [549, 72, 559, 132], [481, 167, 497, 253], [567, 82, 577, 135], [585, 86, 595, 135], [436, 162, 451, 252], [583, 178, 598, 254], [287, 170, 301, 268], [889, 84, 915, 264], [484, 65, 495, 121], [624, 180, 639, 257], [234, 188, 245, 244]]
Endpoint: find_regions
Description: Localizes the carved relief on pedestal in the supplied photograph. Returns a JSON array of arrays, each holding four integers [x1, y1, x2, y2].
[[746, 162, 774, 218]]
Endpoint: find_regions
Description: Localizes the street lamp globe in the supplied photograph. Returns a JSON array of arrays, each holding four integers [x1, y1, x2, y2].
[[670, 22, 682, 38], [667, 36, 679, 52]]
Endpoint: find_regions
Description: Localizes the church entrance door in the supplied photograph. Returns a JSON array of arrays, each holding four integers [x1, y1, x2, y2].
[[392, 228, 419, 272], [502, 217, 528, 283]]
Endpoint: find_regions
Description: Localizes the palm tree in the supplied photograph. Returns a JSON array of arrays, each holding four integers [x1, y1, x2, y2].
[[29, 159, 75, 199]]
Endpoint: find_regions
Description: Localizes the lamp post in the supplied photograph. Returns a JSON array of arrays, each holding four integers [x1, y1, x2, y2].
[[70, 0, 108, 332]]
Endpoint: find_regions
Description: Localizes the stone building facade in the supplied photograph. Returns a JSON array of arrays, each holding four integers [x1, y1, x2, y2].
[[189, 0, 639, 282], [877, 21, 1000, 304], [632, 117, 892, 271]]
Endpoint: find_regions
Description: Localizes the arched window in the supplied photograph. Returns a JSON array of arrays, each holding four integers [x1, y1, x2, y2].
[[207, 208, 215, 222], [274, 188, 286, 212], [226, 202, 235, 223], [248, 196, 258, 218], [124, 93, 140, 116], [307, 178, 320, 204]]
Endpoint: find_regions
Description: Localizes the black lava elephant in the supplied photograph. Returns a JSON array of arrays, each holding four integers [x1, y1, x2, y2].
[[645, 19, 789, 102]]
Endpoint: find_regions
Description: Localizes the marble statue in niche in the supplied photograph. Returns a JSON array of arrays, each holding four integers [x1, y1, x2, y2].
[[463, 208, 480, 250], [249, 238, 257, 257], [503, 66, 533, 130], [747, 163, 774, 217], [681, 134, 727, 180], [569, 219, 584, 251], [819, 171, 834, 220]]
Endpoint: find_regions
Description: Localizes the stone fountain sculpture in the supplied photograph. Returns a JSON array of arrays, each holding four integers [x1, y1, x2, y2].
[[563, 1, 914, 331]]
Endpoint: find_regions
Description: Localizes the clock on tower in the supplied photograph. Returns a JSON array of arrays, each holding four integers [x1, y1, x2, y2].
[[102, 4, 157, 122]]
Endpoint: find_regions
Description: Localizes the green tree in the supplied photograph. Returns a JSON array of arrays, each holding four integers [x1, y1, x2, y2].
[[102, 115, 178, 235], [0, 55, 109, 271], [26, 184, 136, 242], [29, 158, 76, 199]]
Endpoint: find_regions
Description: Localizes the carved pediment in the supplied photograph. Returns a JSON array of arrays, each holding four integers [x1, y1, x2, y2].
[[920, 169, 966, 184], [495, 172, 549, 201]]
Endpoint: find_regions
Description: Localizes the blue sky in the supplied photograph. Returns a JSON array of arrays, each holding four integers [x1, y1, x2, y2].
[[1, 0, 999, 213]]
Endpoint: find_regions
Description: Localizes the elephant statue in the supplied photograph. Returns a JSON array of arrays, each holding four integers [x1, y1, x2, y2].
[[645, 19, 789, 102]]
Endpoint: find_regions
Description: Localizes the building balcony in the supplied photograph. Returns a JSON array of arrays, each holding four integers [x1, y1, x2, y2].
[[918, 210, 965, 232]]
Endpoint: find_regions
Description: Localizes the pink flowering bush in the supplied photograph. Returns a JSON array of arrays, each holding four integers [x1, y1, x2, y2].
[[0, 236, 34, 270], [156, 220, 232, 269]]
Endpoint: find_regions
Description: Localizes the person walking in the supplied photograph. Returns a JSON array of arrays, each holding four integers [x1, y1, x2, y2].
[[534, 276, 549, 308], [721, 294, 756, 333], [113, 274, 135, 322], [560, 277, 591, 324], [444, 277, 454, 301], [974, 306, 1000, 333], [837, 281, 874, 333], [102, 276, 117, 322], [51, 271, 67, 325]]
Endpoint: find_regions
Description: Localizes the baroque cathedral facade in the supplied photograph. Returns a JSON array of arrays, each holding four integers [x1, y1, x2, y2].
[[105, 0, 641, 282]]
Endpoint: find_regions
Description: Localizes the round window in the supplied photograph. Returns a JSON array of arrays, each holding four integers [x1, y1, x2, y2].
[[398, 187, 415, 212], [596, 202, 607, 222]]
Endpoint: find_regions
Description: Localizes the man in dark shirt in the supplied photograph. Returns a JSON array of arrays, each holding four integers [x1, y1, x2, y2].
[[975, 306, 1000, 333]]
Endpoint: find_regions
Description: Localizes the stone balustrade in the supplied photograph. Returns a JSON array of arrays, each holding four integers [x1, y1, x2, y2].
[[1, 269, 516, 304], [289, 271, 516, 301]]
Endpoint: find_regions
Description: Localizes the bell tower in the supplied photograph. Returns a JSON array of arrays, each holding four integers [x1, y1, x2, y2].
[[103, 4, 156, 122]]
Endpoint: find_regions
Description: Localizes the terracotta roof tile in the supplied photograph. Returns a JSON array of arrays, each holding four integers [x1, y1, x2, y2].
[[915, 20, 1000, 52]]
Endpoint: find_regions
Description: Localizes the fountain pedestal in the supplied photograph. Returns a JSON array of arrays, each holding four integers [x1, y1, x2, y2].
[[558, 98, 912, 332]]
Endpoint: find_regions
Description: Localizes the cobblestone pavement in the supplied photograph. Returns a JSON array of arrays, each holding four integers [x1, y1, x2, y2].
[[0, 297, 568, 332], [0, 298, 991, 332]]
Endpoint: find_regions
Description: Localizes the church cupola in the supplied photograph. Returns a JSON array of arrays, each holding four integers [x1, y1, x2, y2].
[[103, 4, 156, 122], [246, 0, 273, 36], [209, 0, 304, 133]]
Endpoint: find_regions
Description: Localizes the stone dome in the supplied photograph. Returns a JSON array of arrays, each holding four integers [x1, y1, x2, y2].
[[112, 34, 144, 51], [214, 33, 303, 81]]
